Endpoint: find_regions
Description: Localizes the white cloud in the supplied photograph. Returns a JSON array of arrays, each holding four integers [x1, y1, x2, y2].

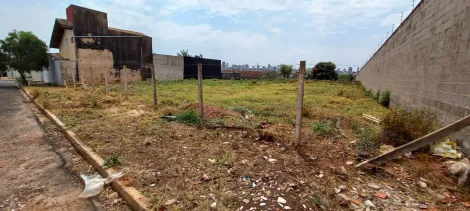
[[148, 21, 269, 49], [159, 0, 295, 17], [0, 0, 424, 67]]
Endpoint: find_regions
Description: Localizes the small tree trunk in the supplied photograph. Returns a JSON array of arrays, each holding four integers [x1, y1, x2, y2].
[[19, 71, 27, 84]]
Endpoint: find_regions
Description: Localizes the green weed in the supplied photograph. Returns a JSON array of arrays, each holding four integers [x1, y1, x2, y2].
[[102, 153, 121, 169], [313, 120, 337, 136], [379, 90, 391, 107]]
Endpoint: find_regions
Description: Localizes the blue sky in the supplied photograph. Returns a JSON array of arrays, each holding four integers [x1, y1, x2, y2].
[[0, 0, 421, 69]]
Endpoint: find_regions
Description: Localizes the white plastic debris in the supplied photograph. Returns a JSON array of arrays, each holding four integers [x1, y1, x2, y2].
[[78, 172, 124, 198], [431, 140, 462, 159], [364, 200, 375, 208], [209, 193, 217, 208]]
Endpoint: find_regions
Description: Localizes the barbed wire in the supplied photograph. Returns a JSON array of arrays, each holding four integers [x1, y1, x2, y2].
[[362, 0, 419, 70]]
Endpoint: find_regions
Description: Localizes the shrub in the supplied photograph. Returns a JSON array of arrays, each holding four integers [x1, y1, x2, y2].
[[30, 89, 41, 99], [15, 77, 24, 85], [176, 110, 200, 125], [380, 107, 436, 147], [338, 74, 354, 82], [379, 90, 391, 107]]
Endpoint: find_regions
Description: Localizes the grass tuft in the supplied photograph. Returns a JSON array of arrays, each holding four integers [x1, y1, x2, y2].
[[176, 110, 201, 126], [312, 119, 337, 136]]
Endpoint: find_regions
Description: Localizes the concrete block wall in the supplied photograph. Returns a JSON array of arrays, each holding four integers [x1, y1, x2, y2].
[[356, 0, 470, 152], [153, 54, 184, 80]]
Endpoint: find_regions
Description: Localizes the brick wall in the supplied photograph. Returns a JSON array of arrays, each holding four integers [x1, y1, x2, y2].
[[356, 0, 470, 153]]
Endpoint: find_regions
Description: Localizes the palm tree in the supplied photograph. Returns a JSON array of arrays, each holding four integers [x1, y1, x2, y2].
[[176, 49, 191, 57]]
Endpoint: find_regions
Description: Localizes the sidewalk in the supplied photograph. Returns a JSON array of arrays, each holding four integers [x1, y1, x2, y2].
[[0, 81, 127, 210]]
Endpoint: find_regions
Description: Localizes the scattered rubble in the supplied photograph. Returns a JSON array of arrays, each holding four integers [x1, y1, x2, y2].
[[367, 183, 381, 189], [375, 192, 388, 199], [164, 199, 176, 206]]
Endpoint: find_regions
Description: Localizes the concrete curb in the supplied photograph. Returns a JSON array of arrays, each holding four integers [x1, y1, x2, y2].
[[19, 86, 150, 211]]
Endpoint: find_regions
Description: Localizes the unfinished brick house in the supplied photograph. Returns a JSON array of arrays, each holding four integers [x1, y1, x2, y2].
[[49, 5, 153, 85]]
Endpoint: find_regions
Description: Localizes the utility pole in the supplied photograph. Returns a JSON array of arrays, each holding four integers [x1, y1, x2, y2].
[[400, 12, 404, 23], [412, 0, 415, 9]]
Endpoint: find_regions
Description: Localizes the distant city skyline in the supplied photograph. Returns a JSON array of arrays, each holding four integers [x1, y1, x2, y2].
[[223, 60, 362, 72]]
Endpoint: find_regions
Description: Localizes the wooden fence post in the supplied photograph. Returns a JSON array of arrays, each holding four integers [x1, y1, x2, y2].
[[90, 67, 94, 88], [104, 70, 109, 94], [151, 65, 157, 106], [123, 65, 128, 93], [197, 63, 204, 120], [65, 68, 69, 87], [295, 61, 306, 145], [72, 74, 76, 88]]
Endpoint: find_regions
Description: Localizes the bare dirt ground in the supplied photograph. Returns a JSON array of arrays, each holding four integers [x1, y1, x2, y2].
[[0, 81, 129, 211]]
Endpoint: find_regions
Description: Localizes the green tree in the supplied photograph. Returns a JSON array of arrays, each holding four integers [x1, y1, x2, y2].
[[0, 51, 8, 75], [176, 49, 191, 57], [310, 61, 338, 80], [279, 64, 293, 79], [0, 30, 49, 82]]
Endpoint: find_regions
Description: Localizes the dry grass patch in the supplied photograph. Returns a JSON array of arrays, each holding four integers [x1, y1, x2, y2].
[[25, 80, 467, 210]]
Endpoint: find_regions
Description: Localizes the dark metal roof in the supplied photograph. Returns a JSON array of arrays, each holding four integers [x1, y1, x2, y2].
[[48, 53, 65, 60], [49, 18, 73, 48]]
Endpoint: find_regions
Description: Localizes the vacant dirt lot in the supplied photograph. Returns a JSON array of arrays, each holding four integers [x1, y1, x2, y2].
[[26, 80, 470, 210]]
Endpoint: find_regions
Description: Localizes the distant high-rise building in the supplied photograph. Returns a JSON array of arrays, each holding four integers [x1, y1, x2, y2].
[[357, 67, 360, 72], [268, 64, 271, 70], [348, 67, 353, 74], [222, 61, 226, 69]]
